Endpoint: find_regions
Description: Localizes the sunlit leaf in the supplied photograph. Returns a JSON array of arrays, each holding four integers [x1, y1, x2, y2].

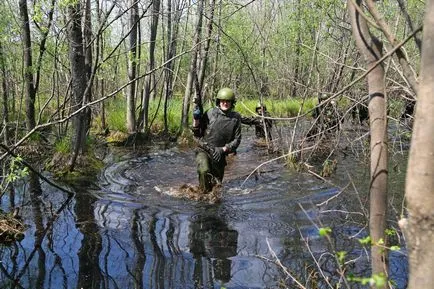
[[318, 227, 332, 237]]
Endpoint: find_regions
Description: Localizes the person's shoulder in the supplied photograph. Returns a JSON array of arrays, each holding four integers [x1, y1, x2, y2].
[[207, 107, 219, 115], [230, 111, 242, 120]]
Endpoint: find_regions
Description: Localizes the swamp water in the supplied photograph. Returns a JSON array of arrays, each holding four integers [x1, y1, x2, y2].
[[0, 128, 408, 289]]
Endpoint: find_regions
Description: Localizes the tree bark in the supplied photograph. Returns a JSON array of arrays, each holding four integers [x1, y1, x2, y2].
[[19, 0, 36, 130], [197, 0, 216, 92], [126, 0, 138, 133], [348, 1, 389, 288], [140, 0, 161, 133], [67, 0, 87, 171], [163, 0, 182, 133], [0, 42, 8, 144], [83, 0, 93, 143], [181, 0, 204, 130], [405, 0, 434, 288]]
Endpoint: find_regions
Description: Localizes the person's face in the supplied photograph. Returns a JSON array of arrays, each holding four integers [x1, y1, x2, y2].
[[219, 99, 232, 111]]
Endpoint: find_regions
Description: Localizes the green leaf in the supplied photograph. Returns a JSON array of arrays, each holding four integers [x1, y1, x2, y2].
[[358, 236, 372, 245], [318, 227, 332, 237], [372, 273, 387, 287], [337, 251, 347, 264]]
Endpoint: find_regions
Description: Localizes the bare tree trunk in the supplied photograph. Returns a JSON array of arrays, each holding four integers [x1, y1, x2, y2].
[[348, 1, 389, 288], [34, 0, 56, 96], [210, 0, 223, 99], [163, 0, 181, 133], [75, 186, 102, 288], [96, 0, 106, 132], [82, 0, 93, 152], [19, 0, 36, 130], [140, 0, 161, 133], [0, 42, 8, 144], [365, 0, 419, 95], [67, 1, 87, 171], [126, 0, 138, 133], [404, 1, 434, 288], [396, 0, 422, 53], [290, 0, 302, 98], [197, 0, 216, 92], [181, 0, 204, 130]]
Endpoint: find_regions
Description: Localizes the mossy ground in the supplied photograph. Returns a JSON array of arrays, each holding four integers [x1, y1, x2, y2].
[[0, 210, 26, 245]]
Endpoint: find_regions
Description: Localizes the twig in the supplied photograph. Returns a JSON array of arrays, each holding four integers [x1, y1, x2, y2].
[[264, 238, 307, 289], [241, 145, 316, 187], [0, 144, 74, 196]]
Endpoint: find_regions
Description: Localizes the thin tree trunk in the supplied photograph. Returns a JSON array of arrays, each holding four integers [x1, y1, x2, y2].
[[197, 0, 216, 92], [140, 0, 161, 133], [365, 0, 419, 95], [348, 1, 388, 288], [404, 1, 434, 288], [96, 0, 106, 132], [210, 0, 223, 99], [127, 0, 138, 133], [19, 0, 36, 130], [67, 1, 87, 171], [82, 0, 93, 152], [34, 0, 56, 95], [396, 0, 422, 53], [0, 42, 8, 144], [163, 0, 175, 133], [181, 0, 204, 130]]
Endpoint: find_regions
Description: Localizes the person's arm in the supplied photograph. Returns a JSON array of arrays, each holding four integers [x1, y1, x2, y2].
[[224, 118, 241, 153], [192, 109, 209, 138], [240, 116, 254, 125]]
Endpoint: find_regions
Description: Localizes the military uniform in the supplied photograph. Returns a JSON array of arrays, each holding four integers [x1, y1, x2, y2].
[[192, 89, 241, 193], [241, 110, 273, 140]]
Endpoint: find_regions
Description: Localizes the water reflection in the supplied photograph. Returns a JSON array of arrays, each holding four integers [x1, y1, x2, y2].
[[189, 212, 238, 287], [131, 209, 145, 289], [74, 183, 103, 289], [0, 129, 409, 289], [0, 172, 74, 289], [30, 171, 45, 289]]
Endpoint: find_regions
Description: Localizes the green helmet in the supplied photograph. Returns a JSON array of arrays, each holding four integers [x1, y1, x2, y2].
[[216, 88, 235, 102], [256, 102, 266, 111]]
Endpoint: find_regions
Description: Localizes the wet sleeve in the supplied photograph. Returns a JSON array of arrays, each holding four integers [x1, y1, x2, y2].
[[192, 110, 209, 138], [226, 117, 242, 153], [265, 112, 273, 127], [241, 116, 254, 125]]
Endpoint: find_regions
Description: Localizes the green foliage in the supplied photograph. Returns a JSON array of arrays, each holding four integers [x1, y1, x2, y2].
[[106, 98, 127, 132], [4, 156, 29, 184], [59, 0, 80, 8], [388, 99, 405, 119], [336, 251, 347, 265], [348, 273, 387, 287], [321, 159, 337, 177], [389, 245, 400, 251], [148, 98, 182, 134], [358, 236, 372, 246], [55, 136, 71, 154], [318, 227, 332, 237], [102, 98, 184, 135], [285, 153, 300, 171], [237, 98, 316, 118]]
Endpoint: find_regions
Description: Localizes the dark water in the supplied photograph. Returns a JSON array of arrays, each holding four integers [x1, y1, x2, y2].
[[0, 128, 408, 289]]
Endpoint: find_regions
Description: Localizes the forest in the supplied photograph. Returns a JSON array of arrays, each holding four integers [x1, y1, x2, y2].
[[0, 0, 433, 288]]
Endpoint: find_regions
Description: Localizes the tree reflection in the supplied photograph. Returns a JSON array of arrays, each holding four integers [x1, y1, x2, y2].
[[74, 184, 102, 289], [29, 171, 46, 289], [131, 209, 145, 289], [188, 214, 238, 287]]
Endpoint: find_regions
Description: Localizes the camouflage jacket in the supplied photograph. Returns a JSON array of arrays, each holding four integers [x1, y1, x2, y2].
[[192, 106, 241, 153]]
